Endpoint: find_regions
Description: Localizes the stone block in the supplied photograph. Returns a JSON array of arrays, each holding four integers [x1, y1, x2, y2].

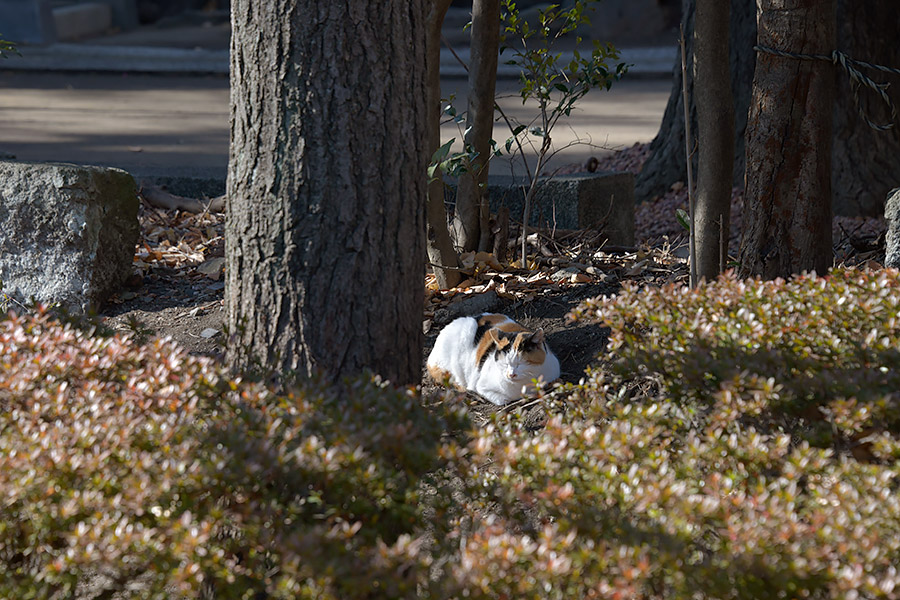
[[53, 2, 112, 41], [0, 161, 139, 312], [884, 188, 900, 268], [0, 0, 57, 44], [76, 0, 138, 29], [448, 171, 635, 246]]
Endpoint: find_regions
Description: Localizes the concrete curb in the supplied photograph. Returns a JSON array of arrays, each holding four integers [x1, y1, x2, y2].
[[447, 172, 635, 246], [0, 44, 675, 77], [0, 43, 229, 73], [441, 46, 676, 79]]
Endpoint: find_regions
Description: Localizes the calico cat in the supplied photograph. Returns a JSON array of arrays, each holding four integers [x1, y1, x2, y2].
[[426, 313, 561, 405]]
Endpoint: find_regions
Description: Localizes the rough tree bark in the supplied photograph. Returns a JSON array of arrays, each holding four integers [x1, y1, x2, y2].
[[426, 0, 462, 289], [226, 2, 427, 384], [451, 0, 500, 253], [639, 0, 900, 216], [739, 0, 835, 279], [693, 0, 734, 281], [635, 0, 756, 203], [832, 1, 900, 216]]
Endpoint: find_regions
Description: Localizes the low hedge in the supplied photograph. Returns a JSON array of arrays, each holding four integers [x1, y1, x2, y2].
[[446, 269, 900, 599], [0, 309, 464, 599], [2, 269, 900, 599]]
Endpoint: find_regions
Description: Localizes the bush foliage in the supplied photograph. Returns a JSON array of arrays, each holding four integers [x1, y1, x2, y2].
[[3, 269, 900, 599], [0, 309, 465, 599]]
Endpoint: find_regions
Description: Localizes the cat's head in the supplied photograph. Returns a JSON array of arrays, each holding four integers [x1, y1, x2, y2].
[[485, 328, 549, 382]]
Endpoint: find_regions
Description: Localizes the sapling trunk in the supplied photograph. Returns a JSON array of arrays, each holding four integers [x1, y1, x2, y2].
[[425, 0, 461, 289], [694, 0, 734, 282], [451, 0, 500, 253]]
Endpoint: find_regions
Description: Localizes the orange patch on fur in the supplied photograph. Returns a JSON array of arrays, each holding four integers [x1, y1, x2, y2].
[[427, 364, 452, 384], [477, 314, 508, 328], [478, 314, 527, 334], [513, 330, 548, 365], [475, 328, 509, 365], [496, 321, 528, 333]]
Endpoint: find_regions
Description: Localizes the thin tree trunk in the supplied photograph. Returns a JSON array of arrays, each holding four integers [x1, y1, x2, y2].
[[693, 0, 733, 281], [226, 1, 427, 384], [452, 0, 500, 253], [636, 0, 756, 203], [426, 0, 461, 289], [740, 0, 835, 279]]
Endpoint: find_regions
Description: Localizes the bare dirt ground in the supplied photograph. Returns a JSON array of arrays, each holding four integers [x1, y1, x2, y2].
[[100, 145, 674, 383], [99, 143, 886, 416]]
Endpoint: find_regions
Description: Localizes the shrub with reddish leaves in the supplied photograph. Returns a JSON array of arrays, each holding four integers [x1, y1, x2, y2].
[[571, 268, 900, 454], [0, 309, 464, 599], [4, 269, 900, 599], [444, 269, 900, 599]]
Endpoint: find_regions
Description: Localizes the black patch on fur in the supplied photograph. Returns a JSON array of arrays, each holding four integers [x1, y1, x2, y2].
[[474, 321, 494, 346]]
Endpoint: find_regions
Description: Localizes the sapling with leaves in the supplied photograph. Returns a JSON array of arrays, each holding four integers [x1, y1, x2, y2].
[[0, 37, 17, 59], [426, 0, 627, 284], [498, 0, 627, 267]]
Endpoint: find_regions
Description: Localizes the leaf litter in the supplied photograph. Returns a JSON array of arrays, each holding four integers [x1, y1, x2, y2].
[[103, 142, 887, 366]]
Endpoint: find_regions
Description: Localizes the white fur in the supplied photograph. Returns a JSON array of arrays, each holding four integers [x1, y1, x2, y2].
[[426, 314, 561, 406]]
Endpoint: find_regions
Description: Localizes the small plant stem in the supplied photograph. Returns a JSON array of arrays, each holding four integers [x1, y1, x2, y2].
[[520, 93, 553, 269], [719, 214, 726, 272], [494, 101, 534, 187], [680, 24, 697, 287]]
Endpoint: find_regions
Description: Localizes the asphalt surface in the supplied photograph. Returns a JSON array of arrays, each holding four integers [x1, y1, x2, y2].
[[0, 18, 675, 183]]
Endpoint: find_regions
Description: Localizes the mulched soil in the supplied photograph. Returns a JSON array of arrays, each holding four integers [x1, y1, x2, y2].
[[100, 142, 887, 416]]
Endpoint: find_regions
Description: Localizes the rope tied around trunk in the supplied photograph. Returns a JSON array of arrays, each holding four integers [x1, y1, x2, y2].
[[755, 44, 899, 132]]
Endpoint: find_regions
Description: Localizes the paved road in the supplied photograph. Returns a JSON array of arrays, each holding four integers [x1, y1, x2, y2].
[[0, 69, 670, 182], [0, 70, 230, 180]]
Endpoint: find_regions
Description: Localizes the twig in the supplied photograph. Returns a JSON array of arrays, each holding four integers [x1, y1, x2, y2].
[[440, 33, 469, 73], [427, 262, 470, 273]]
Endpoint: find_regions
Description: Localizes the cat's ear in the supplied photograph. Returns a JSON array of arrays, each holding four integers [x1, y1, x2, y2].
[[487, 328, 502, 345], [529, 329, 545, 345]]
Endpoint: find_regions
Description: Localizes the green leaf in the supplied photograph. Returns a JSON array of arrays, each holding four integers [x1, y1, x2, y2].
[[676, 208, 691, 232], [431, 139, 455, 163]]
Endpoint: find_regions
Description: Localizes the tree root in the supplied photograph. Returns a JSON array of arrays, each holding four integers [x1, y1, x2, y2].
[[139, 182, 225, 213]]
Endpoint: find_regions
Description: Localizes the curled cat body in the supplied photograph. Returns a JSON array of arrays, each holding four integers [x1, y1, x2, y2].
[[426, 313, 561, 405]]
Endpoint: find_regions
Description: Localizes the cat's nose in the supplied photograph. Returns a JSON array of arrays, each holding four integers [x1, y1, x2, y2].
[[507, 372, 518, 380]]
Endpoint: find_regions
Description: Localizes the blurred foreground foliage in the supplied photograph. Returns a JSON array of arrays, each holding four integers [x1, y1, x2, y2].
[[2, 268, 900, 599]]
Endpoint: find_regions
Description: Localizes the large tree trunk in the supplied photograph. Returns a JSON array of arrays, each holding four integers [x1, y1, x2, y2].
[[426, 0, 462, 289], [226, 2, 427, 384], [739, 0, 835, 279], [693, 0, 734, 281], [636, 0, 756, 203], [451, 0, 500, 253], [832, 1, 900, 216]]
